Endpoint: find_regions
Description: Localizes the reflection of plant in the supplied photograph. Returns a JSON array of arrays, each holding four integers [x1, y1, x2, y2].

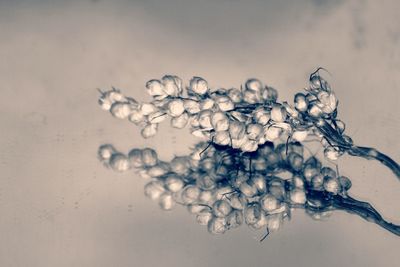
[[97, 69, 399, 239]]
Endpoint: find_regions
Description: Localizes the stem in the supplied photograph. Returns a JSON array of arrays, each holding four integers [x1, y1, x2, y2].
[[304, 190, 400, 236], [348, 146, 400, 179]]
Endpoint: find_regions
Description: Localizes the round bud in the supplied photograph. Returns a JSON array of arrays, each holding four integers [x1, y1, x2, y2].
[[324, 147, 342, 161], [141, 148, 158, 167], [227, 88, 242, 103], [292, 130, 308, 142], [158, 192, 176, 210], [141, 123, 158, 139], [311, 174, 324, 190], [244, 203, 262, 225], [109, 153, 130, 172], [323, 177, 340, 194], [239, 181, 258, 197], [294, 93, 308, 112], [167, 99, 185, 117], [266, 214, 283, 232], [245, 78, 263, 92], [264, 126, 282, 141], [147, 163, 169, 177], [321, 167, 336, 178], [196, 174, 216, 190], [128, 110, 145, 125], [170, 156, 190, 175], [226, 210, 243, 229], [292, 175, 305, 188], [200, 98, 215, 110], [308, 104, 322, 117], [140, 103, 157, 116], [171, 112, 189, 129], [99, 96, 113, 111], [189, 76, 209, 95], [214, 131, 231, 146], [213, 200, 232, 218], [165, 175, 185, 192], [338, 176, 352, 191], [229, 121, 246, 140], [290, 189, 306, 204], [246, 123, 263, 140], [198, 110, 213, 128], [98, 144, 116, 162], [144, 181, 165, 200], [215, 96, 234, 111], [181, 185, 201, 204], [208, 217, 227, 234], [243, 90, 260, 104], [262, 86, 278, 102], [146, 79, 166, 98], [260, 194, 279, 212], [128, 149, 143, 168], [229, 194, 247, 210], [271, 104, 287, 122], [251, 175, 267, 194], [162, 75, 182, 96], [268, 181, 285, 200], [287, 152, 304, 172], [107, 90, 125, 102], [250, 211, 268, 230], [198, 190, 215, 205], [317, 91, 337, 114], [148, 111, 167, 124], [211, 112, 230, 131], [187, 204, 206, 214], [110, 102, 132, 119], [183, 99, 201, 114], [240, 139, 258, 152], [196, 209, 213, 225]]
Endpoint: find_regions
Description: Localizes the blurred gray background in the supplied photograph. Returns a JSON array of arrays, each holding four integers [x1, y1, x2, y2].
[[0, 0, 399, 266]]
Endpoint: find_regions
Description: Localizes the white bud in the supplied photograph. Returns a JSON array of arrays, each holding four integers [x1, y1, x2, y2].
[[260, 194, 279, 212], [107, 90, 125, 102], [109, 153, 130, 172], [294, 93, 308, 112], [213, 200, 232, 218], [198, 110, 213, 128], [246, 123, 263, 140], [189, 76, 209, 95], [147, 163, 169, 177], [271, 105, 287, 122], [165, 175, 185, 192], [141, 123, 158, 138], [208, 217, 227, 234], [181, 185, 201, 204], [128, 110, 145, 125], [244, 203, 262, 225], [146, 79, 166, 98], [99, 96, 113, 111], [229, 121, 245, 139], [226, 210, 243, 229], [140, 103, 157, 116], [183, 99, 201, 114], [215, 96, 234, 111], [214, 131, 231, 146], [290, 189, 306, 204], [170, 156, 190, 175], [167, 99, 185, 117], [144, 181, 165, 200], [245, 78, 263, 92], [148, 111, 167, 124], [200, 98, 215, 110], [308, 104, 322, 117], [211, 112, 230, 131], [324, 147, 341, 161], [317, 91, 337, 114], [292, 130, 308, 142], [196, 209, 213, 225], [98, 144, 116, 162], [128, 149, 143, 168], [239, 181, 258, 197], [162, 75, 182, 96], [171, 112, 189, 129], [141, 148, 158, 167], [241, 139, 258, 152], [243, 90, 260, 104], [159, 192, 176, 210], [266, 214, 283, 232], [264, 126, 282, 141], [323, 177, 340, 194], [228, 88, 242, 103]]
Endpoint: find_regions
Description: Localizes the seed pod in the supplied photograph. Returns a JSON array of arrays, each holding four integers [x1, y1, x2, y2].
[[226, 210, 243, 229], [245, 78, 263, 92], [171, 112, 189, 129], [189, 76, 209, 95], [144, 181, 165, 200], [98, 144, 116, 162], [165, 174, 185, 192], [260, 194, 279, 212], [148, 111, 167, 124], [167, 99, 185, 117], [162, 75, 182, 96], [183, 99, 201, 114], [141, 148, 158, 167], [227, 88, 242, 103], [159, 192, 176, 210], [215, 96, 234, 111], [213, 200, 232, 218], [208, 217, 227, 234], [211, 112, 230, 131]]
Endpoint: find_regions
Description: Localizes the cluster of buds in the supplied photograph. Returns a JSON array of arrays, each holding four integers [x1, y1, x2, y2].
[[98, 141, 358, 237]]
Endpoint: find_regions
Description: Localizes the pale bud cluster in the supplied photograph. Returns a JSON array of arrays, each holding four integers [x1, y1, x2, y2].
[[98, 141, 353, 237]]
